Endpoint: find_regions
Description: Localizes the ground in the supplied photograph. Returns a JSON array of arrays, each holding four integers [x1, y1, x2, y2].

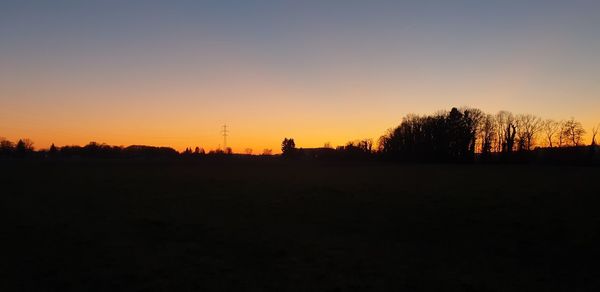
[[1, 160, 599, 291]]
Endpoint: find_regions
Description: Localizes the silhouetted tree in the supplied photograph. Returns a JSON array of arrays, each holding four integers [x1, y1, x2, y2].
[[340, 139, 374, 159], [194, 147, 205, 155], [0, 138, 15, 156], [478, 114, 495, 157], [557, 120, 568, 147], [591, 124, 599, 146], [15, 139, 34, 157], [562, 118, 586, 146], [542, 119, 559, 147], [379, 107, 482, 161], [262, 149, 272, 156], [462, 107, 484, 157], [496, 111, 517, 153], [244, 148, 253, 155], [515, 114, 542, 151], [207, 149, 221, 155], [344, 139, 373, 153], [281, 138, 296, 157], [446, 108, 471, 159], [48, 143, 58, 157]]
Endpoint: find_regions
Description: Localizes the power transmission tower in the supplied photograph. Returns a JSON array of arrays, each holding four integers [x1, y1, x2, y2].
[[222, 124, 229, 149]]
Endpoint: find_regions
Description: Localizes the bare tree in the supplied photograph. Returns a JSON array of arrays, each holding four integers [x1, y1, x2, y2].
[[16, 139, 34, 151], [262, 149, 272, 155], [244, 148, 253, 155], [0, 137, 15, 155], [478, 114, 495, 155], [462, 107, 485, 154], [515, 114, 542, 151], [14, 138, 34, 157], [541, 119, 559, 147], [562, 118, 586, 146], [23, 138, 34, 150], [345, 139, 373, 153], [377, 128, 395, 153], [359, 139, 373, 152], [557, 120, 567, 147], [495, 111, 517, 153], [0, 137, 13, 148], [591, 124, 599, 146], [494, 112, 506, 152]]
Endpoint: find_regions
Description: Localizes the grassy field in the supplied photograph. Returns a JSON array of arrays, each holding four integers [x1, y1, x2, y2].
[[1, 160, 599, 291]]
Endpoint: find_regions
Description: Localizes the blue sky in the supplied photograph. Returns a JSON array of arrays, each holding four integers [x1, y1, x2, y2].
[[1, 0, 599, 150]]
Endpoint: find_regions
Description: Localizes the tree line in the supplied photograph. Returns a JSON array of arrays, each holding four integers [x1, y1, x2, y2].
[[0, 139, 274, 159], [281, 107, 598, 163], [0, 141, 181, 159], [1, 106, 598, 163], [377, 107, 594, 161]]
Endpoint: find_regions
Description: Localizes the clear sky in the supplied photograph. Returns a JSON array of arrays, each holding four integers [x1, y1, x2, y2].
[[1, 0, 599, 152]]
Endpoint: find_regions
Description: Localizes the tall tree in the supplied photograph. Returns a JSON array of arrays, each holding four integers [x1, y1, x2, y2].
[[541, 119, 559, 147], [591, 124, 599, 146], [496, 111, 517, 153], [462, 107, 484, 156], [15, 138, 34, 156], [281, 138, 296, 157], [515, 114, 542, 151], [447, 108, 468, 159], [557, 120, 567, 147], [49, 143, 58, 156], [478, 114, 496, 156], [562, 118, 586, 146]]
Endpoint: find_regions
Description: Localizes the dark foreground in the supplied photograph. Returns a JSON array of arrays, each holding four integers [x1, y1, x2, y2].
[[1, 160, 599, 291]]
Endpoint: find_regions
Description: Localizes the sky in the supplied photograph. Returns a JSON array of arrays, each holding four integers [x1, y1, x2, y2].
[[1, 0, 599, 152]]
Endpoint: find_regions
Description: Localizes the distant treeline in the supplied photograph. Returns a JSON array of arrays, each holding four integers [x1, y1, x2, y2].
[[1, 107, 599, 164], [0, 141, 179, 159], [0, 140, 269, 160]]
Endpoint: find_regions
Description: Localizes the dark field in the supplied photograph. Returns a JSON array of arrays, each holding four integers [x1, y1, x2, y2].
[[2, 160, 599, 291]]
